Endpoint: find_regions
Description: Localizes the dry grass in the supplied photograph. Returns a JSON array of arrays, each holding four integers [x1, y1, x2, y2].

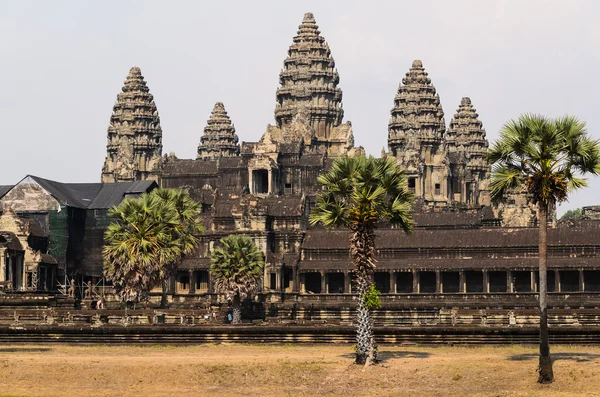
[[1, 343, 600, 396]]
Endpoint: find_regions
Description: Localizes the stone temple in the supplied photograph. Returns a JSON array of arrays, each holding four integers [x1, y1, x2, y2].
[[1, 13, 599, 326]]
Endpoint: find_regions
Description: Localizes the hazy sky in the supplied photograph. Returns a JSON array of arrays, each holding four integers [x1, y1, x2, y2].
[[1, 0, 599, 215]]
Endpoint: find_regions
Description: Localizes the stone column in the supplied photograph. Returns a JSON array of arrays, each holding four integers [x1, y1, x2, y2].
[[292, 267, 299, 293], [188, 270, 195, 295], [435, 270, 441, 293], [579, 269, 585, 292], [300, 273, 306, 293], [506, 270, 513, 293], [412, 271, 419, 294], [483, 270, 489, 293], [268, 169, 273, 194], [0, 250, 5, 282], [555, 270, 561, 293], [531, 271, 537, 293], [320, 271, 326, 294], [207, 271, 213, 294], [276, 268, 282, 291], [459, 271, 466, 293], [345, 272, 351, 294], [390, 271, 396, 294]]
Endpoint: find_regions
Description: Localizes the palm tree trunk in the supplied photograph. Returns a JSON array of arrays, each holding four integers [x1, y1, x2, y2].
[[350, 223, 377, 365], [160, 279, 169, 309], [538, 204, 554, 383], [232, 294, 242, 325]]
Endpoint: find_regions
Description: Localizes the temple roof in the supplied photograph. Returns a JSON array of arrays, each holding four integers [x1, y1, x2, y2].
[[274, 12, 344, 131], [197, 102, 240, 160], [388, 60, 445, 150]]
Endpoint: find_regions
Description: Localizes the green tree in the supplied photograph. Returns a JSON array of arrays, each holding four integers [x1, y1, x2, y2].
[[103, 193, 182, 304], [488, 114, 600, 383], [309, 156, 414, 365], [560, 208, 583, 220], [103, 189, 203, 305], [150, 188, 203, 308], [210, 234, 265, 324]]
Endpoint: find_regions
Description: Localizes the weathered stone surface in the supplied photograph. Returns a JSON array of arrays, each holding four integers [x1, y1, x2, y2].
[[101, 67, 162, 183], [197, 102, 240, 160]]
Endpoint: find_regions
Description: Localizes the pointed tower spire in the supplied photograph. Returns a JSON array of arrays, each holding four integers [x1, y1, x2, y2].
[[275, 13, 344, 141], [101, 66, 162, 183], [388, 60, 445, 156], [197, 102, 240, 160], [447, 97, 489, 171]]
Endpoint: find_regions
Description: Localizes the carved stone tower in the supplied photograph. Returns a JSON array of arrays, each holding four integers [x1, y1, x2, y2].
[[446, 97, 490, 206], [274, 12, 353, 157], [388, 60, 448, 207], [197, 102, 240, 160], [101, 67, 162, 183]]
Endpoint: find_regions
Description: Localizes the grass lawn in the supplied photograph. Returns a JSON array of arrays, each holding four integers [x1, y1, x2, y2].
[[1, 344, 600, 396]]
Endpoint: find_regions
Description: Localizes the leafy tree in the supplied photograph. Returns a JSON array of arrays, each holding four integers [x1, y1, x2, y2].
[[149, 188, 203, 307], [103, 189, 203, 305], [560, 208, 583, 220], [210, 234, 264, 324], [309, 156, 414, 365], [488, 114, 600, 383]]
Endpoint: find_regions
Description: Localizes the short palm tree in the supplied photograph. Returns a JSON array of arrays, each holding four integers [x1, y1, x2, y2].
[[103, 193, 182, 304], [150, 188, 203, 308], [210, 234, 264, 324], [309, 155, 414, 365], [488, 114, 600, 383]]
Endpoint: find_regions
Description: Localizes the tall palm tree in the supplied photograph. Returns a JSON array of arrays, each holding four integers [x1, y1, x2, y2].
[[103, 193, 182, 304], [488, 114, 600, 383], [309, 156, 414, 365], [150, 188, 203, 308], [210, 234, 264, 324]]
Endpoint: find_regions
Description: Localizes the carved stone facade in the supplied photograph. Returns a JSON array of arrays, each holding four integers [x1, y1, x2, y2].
[[101, 67, 163, 183], [197, 102, 240, 160]]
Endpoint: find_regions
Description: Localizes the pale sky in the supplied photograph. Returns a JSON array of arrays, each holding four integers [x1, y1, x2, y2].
[[1, 0, 599, 215]]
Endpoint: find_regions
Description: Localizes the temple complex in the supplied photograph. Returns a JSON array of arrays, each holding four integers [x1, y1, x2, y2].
[[0, 12, 598, 327]]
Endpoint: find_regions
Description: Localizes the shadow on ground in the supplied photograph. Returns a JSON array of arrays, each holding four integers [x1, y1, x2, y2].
[[340, 351, 430, 363], [0, 347, 52, 353], [509, 352, 600, 363]]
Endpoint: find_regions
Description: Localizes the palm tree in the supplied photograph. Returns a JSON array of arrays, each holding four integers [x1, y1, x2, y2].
[[103, 193, 182, 304], [210, 234, 264, 324], [488, 114, 600, 383], [309, 156, 414, 365], [150, 188, 203, 308]]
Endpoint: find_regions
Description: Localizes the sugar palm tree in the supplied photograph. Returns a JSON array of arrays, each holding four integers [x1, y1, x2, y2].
[[309, 156, 414, 365], [210, 234, 264, 324], [488, 114, 600, 383], [103, 193, 182, 304], [150, 188, 203, 308]]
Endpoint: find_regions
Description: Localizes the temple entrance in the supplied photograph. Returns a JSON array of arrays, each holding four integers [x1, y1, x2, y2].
[[5, 255, 23, 291], [327, 273, 344, 293], [252, 170, 269, 194], [419, 272, 436, 293], [560, 271, 579, 292], [304, 272, 321, 293], [196, 271, 209, 293], [489, 271, 507, 293], [396, 272, 413, 293], [441, 272, 460, 293], [465, 271, 483, 293], [374, 272, 390, 293]]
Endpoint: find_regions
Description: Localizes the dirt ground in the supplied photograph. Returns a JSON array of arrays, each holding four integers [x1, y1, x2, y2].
[[1, 344, 600, 397]]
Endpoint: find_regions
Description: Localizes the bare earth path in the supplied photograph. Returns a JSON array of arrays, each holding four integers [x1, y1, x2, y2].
[[1, 344, 600, 396]]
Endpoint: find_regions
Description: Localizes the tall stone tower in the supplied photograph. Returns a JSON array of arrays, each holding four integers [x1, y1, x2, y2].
[[101, 67, 163, 183], [446, 97, 490, 206], [388, 60, 448, 207], [274, 12, 353, 157], [197, 102, 240, 160]]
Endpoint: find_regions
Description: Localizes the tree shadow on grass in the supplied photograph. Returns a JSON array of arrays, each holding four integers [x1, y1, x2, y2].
[[508, 352, 600, 363], [340, 351, 430, 363], [0, 347, 52, 353]]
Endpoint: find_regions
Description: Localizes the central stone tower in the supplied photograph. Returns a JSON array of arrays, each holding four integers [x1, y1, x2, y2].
[[273, 13, 353, 157]]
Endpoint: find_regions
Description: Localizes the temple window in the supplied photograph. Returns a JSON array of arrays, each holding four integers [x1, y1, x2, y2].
[[252, 169, 269, 194], [441, 272, 460, 293]]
